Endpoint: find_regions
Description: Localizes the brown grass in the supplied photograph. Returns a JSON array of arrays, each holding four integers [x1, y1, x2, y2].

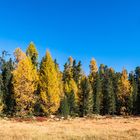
[[0, 116, 140, 140]]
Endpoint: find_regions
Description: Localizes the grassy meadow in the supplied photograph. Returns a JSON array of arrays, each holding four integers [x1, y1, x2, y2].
[[0, 116, 140, 140]]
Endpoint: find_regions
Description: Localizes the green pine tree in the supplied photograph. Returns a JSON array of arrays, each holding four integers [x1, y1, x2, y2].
[[106, 75, 116, 115], [59, 95, 69, 118], [102, 68, 116, 115], [133, 68, 140, 114], [94, 74, 102, 114], [0, 51, 14, 115], [0, 74, 4, 114], [78, 76, 93, 117], [66, 90, 76, 116], [2, 58, 14, 114], [98, 64, 105, 115]]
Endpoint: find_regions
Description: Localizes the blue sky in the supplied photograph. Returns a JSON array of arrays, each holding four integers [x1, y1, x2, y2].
[[0, 0, 140, 74]]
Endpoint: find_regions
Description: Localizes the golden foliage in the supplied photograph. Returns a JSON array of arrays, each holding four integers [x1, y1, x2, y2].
[[64, 79, 78, 100], [39, 51, 61, 115], [117, 69, 131, 115], [12, 54, 38, 116]]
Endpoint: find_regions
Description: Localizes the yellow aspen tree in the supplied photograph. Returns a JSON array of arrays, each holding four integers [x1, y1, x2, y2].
[[54, 59, 64, 99], [12, 49, 38, 116], [117, 69, 131, 115], [39, 51, 61, 115]]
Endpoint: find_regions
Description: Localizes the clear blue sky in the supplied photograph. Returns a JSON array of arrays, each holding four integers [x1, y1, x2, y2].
[[0, 0, 140, 74]]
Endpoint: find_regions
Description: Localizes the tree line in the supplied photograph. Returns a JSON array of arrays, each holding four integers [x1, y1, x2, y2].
[[0, 42, 140, 118]]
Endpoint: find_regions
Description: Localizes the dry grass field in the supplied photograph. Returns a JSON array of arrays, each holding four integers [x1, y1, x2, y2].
[[0, 116, 140, 140]]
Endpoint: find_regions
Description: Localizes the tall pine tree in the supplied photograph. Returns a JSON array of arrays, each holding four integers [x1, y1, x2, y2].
[[89, 58, 98, 113], [129, 72, 137, 114], [106, 69, 116, 115], [0, 74, 4, 114], [98, 64, 105, 115], [59, 95, 69, 118], [135, 67, 140, 114], [2, 58, 14, 114], [78, 76, 93, 117], [63, 57, 78, 116], [39, 51, 61, 115], [94, 73, 102, 114], [12, 49, 38, 116], [102, 67, 116, 115]]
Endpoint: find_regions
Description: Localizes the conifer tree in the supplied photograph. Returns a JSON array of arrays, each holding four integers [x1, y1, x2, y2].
[[63, 57, 78, 116], [101, 66, 108, 115], [2, 58, 14, 114], [113, 72, 121, 114], [107, 79, 116, 114], [59, 95, 69, 118], [129, 72, 137, 114], [64, 79, 78, 116], [26, 42, 38, 68], [78, 76, 93, 116], [0, 51, 5, 114], [101, 67, 116, 115], [0, 51, 14, 114], [12, 49, 38, 116], [106, 71, 116, 115], [94, 73, 102, 114], [67, 90, 76, 116], [108, 68, 116, 114], [89, 58, 98, 113], [135, 67, 140, 114], [39, 51, 61, 115], [98, 64, 105, 114], [0, 74, 4, 114]]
